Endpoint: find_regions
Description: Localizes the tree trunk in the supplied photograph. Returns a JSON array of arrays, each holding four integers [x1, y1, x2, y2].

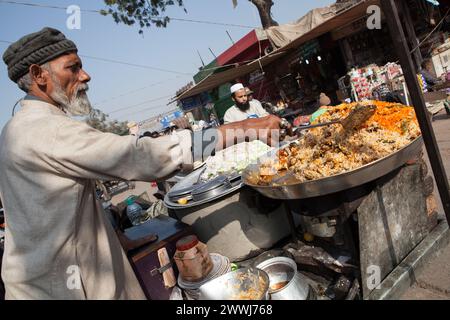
[[250, 0, 279, 29]]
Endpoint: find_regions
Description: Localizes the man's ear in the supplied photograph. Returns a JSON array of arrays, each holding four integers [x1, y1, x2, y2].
[[29, 64, 48, 86]]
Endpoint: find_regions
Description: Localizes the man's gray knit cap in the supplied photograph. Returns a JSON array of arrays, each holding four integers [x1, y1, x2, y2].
[[2, 27, 78, 83]]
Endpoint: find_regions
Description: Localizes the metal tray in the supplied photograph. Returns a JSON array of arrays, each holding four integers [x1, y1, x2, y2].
[[164, 168, 243, 209], [242, 136, 424, 200], [167, 185, 195, 202]]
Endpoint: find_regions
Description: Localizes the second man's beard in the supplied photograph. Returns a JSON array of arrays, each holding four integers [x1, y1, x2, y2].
[[236, 100, 250, 112], [49, 77, 92, 116]]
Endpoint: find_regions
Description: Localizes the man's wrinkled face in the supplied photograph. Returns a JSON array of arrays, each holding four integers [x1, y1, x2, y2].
[[233, 89, 250, 111], [46, 52, 92, 116]]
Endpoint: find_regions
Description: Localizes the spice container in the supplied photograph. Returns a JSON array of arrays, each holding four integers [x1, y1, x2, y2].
[[173, 235, 213, 282]]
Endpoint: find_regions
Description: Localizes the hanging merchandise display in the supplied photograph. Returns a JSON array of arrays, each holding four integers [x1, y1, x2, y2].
[[347, 62, 405, 101]]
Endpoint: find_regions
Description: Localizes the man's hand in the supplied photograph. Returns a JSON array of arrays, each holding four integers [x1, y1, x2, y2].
[[256, 115, 284, 146], [216, 115, 283, 149], [261, 114, 283, 130]]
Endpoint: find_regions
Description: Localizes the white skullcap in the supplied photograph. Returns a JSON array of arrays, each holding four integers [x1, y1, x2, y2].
[[230, 83, 244, 94]]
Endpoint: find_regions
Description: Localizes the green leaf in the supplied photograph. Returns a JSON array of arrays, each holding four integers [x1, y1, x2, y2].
[[101, 0, 186, 33]]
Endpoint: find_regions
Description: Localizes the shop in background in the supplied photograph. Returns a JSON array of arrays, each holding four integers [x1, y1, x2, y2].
[[344, 62, 405, 102], [259, 34, 348, 118]]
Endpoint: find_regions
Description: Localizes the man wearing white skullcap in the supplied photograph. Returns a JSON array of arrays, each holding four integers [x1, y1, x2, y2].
[[224, 83, 269, 124]]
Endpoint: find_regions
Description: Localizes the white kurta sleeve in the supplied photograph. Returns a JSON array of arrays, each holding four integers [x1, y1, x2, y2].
[[254, 100, 269, 117], [223, 108, 233, 124], [49, 117, 192, 181]]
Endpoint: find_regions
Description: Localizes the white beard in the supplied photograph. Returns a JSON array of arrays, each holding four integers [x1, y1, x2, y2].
[[49, 78, 92, 116]]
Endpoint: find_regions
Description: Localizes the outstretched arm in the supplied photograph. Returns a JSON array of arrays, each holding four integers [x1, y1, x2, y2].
[[216, 115, 282, 149]]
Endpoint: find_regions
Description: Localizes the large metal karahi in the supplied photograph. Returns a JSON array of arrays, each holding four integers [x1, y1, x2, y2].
[[164, 170, 243, 209], [242, 136, 424, 200]]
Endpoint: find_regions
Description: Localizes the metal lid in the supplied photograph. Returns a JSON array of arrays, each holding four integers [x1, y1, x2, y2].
[[176, 235, 199, 251], [191, 176, 231, 202], [167, 185, 197, 202], [164, 167, 244, 209], [193, 176, 228, 193]]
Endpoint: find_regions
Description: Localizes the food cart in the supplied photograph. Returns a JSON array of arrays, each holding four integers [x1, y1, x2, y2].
[[135, 0, 450, 298], [125, 1, 450, 301], [149, 95, 438, 300], [242, 100, 431, 298]]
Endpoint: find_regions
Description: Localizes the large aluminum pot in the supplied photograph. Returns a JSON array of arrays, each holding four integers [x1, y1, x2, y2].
[[199, 267, 269, 300], [256, 257, 312, 300]]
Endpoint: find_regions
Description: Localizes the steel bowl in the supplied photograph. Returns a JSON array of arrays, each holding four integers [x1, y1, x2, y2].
[[251, 249, 294, 268], [256, 257, 311, 300], [199, 267, 270, 300]]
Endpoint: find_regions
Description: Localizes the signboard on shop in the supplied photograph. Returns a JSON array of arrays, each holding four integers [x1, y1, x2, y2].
[[180, 92, 211, 111], [249, 69, 265, 84], [298, 39, 320, 59]]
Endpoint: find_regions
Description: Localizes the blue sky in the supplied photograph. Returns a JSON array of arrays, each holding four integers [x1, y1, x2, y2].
[[0, 0, 335, 129]]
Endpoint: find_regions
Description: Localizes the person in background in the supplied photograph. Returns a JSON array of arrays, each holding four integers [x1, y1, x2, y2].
[[223, 83, 269, 124], [308, 92, 331, 122], [318, 92, 331, 108], [292, 92, 332, 126], [127, 121, 139, 136], [209, 112, 219, 127], [421, 59, 440, 90], [245, 87, 264, 110]]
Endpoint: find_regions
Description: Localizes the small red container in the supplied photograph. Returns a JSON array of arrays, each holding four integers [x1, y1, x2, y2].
[[173, 235, 213, 282]]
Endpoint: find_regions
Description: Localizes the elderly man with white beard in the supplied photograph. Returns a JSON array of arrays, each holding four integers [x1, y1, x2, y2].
[[0, 28, 283, 300]]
